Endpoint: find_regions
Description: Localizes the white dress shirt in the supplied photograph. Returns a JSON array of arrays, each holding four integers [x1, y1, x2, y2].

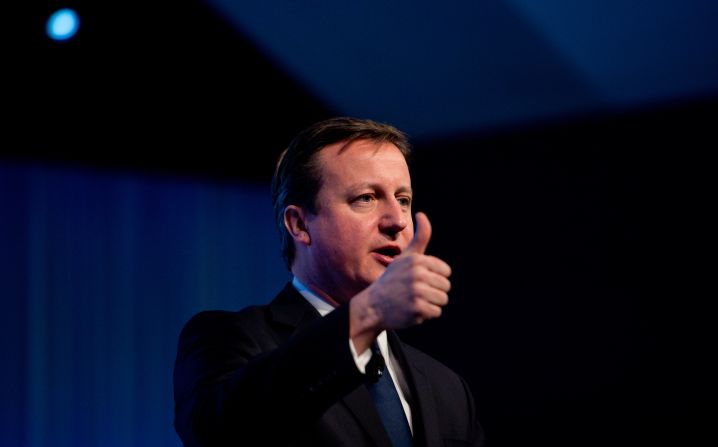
[[292, 277, 413, 432]]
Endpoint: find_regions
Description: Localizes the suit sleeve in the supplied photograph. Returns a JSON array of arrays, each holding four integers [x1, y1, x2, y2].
[[173, 306, 364, 447]]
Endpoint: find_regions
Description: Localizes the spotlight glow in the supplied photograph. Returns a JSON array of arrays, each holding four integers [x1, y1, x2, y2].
[[47, 8, 80, 41]]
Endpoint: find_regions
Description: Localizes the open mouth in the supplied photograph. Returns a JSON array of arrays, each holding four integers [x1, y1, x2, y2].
[[372, 246, 401, 266], [375, 247, 401, 257]]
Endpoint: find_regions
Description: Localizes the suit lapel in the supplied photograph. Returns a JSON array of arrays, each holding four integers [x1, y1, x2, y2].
[[267, 282, 322, 339], [341, 385, 394, 447], [267, 283, 393, 446], [407, 363, 442, 447], [388, 332, 442, 447]]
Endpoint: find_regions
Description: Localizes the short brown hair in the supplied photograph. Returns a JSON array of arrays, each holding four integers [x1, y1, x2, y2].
[[271, 117, 412, 270]]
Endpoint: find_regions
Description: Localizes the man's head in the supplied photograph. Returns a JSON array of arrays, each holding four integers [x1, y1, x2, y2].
[[271, 117, 413, 302]]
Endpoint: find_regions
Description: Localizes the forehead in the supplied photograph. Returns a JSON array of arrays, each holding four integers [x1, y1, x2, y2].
[[317, 139, 408, 171], [315, 139, 410, 191]]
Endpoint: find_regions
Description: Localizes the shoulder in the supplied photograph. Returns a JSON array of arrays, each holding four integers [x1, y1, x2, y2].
[[181, 306, 264, 331], [185, 306, 267, 326], [177, 305, 274, 349], [174, 304, 284, 372]]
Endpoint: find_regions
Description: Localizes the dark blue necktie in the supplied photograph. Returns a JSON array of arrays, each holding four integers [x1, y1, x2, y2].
[[366, 343, 413, 447]]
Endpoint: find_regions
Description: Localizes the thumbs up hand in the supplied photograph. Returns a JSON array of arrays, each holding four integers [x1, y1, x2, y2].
[[350, 212, 452, 352], [404, 211, 433, 255]]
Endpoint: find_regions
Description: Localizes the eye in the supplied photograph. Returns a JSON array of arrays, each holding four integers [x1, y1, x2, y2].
[[352, 194, 376, 207], [397, 196, 412, 208]]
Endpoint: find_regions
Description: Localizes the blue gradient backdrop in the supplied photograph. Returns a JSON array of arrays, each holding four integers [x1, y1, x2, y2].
[[0, 162, 289, 446]]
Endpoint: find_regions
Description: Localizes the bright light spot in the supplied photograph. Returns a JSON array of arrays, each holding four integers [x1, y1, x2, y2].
[[47, 8, 80, 41]]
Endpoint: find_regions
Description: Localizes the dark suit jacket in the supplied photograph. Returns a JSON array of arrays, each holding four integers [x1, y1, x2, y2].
[[173, 282, 484, 446]]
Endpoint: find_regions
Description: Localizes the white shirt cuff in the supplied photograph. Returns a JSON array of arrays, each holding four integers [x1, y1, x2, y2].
[[349, 338, 373, 374]]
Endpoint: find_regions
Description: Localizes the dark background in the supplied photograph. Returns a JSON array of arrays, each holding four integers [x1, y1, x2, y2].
[[4, 1, 716, 446]]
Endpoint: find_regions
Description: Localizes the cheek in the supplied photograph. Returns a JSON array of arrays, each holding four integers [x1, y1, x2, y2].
[[326, 213, 377, 254], [340, 223, 373, 254]]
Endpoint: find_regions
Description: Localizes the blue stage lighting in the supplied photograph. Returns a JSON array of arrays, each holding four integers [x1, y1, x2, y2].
[[47, 8, 80, 41]]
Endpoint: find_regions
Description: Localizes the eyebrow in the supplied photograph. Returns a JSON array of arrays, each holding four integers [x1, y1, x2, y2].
[[348, 183, 413, 195]]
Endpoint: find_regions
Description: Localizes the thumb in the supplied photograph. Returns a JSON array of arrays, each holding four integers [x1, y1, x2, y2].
[[405, 212, 432, 255]]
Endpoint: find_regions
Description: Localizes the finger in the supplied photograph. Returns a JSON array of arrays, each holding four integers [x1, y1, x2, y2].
[[415, 298, 443, 320], [424, 271, 452, 293], [405, 211, 432, 255], [417, 282, 450, 306], [423, 255, 452, 278]]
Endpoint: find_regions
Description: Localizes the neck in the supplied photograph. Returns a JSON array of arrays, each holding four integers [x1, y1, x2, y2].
[[292, 274, 342, 308]]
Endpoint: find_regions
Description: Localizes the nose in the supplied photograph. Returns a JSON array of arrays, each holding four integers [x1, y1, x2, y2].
[[379, 198, 408, 238]]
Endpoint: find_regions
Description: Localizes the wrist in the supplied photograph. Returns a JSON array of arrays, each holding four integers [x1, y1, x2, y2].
[[349, 289, 382, 354]]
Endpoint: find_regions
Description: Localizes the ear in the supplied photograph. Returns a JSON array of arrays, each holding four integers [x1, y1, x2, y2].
[[283, 205, 311, 246]]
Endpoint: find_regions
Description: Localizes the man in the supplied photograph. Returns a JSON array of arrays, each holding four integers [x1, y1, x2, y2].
[[173, 117, 484, 446]]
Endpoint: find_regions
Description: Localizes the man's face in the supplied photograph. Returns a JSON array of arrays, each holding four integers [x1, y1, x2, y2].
[[302, 139, 413, 304]]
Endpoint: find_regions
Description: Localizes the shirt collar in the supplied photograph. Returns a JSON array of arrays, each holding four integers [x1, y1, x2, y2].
[[292, 276, 336, 317]]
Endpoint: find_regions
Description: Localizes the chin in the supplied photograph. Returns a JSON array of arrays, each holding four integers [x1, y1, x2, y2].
[[363, 270, 385, 286]]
